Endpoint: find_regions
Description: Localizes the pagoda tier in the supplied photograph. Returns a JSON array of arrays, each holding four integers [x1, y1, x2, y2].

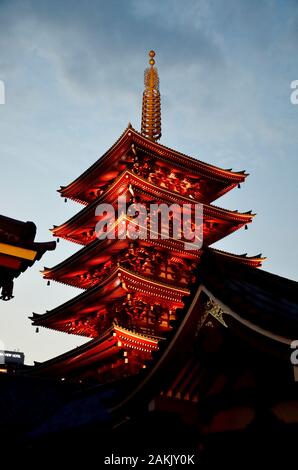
[[31, 266, 189, 337], [42, 234, 264, 290], [43, 230, 200, 289], [52, 170, 254, 245], [30, 325, 160, 382], [59, 126, 247, 205]]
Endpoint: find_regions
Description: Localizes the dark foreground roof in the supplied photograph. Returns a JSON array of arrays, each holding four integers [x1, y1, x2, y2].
[[199, 249, 298, 340], [0, 214, 56, 300], [108, 250, 298, 416]]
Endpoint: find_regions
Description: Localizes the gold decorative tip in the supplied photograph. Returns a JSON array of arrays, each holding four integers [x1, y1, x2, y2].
[[141, 50, 161, 141]]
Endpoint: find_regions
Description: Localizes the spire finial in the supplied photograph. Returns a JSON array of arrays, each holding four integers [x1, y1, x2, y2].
[[141, 50, 161, 141], [149, 49, 155, 66]]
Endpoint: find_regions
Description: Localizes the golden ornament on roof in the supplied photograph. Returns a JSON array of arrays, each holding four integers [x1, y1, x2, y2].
[[141, 50, 161, 141]]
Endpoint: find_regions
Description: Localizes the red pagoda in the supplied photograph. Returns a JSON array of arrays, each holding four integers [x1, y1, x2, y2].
[[30, 51, 263, 383]]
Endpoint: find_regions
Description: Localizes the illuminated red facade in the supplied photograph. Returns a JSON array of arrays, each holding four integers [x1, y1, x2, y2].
[[30, 52, 263, 383]]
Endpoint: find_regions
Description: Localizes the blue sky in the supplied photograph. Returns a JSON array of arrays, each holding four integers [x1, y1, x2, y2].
[[0, 0, 297, 364]]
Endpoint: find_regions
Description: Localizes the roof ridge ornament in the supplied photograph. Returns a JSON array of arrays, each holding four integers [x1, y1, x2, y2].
[[141, 50, 161, 141]]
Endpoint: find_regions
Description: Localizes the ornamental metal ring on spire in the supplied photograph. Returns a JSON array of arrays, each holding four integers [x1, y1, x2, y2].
[[141, 50, 162, 141]]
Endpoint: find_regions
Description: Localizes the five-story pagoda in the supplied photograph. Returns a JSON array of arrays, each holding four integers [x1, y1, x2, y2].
[[30, 51, 260, 383]]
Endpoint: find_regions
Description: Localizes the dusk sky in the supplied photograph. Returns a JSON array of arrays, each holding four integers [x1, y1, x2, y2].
[[0, 0, 297, 364]]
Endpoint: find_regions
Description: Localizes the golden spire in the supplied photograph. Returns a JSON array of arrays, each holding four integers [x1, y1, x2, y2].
[[141, 50, 161, 141]]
